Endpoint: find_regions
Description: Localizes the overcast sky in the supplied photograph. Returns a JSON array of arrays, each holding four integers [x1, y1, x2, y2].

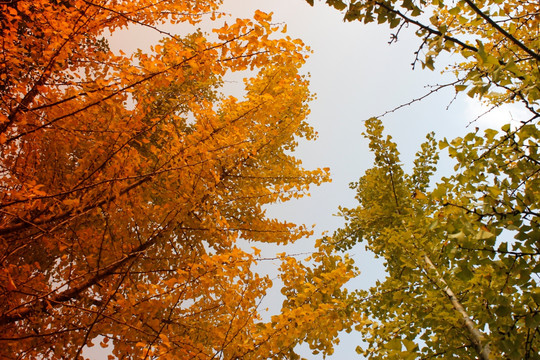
[[107, 1, 526, 358]]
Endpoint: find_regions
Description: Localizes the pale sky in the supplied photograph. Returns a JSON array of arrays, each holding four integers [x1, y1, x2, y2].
[[106, 0, 523, 358]]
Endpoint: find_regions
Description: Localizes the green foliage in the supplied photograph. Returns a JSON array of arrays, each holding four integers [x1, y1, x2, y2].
[[335, 118, 539, 359], [308, 0, 540, 110], [306, 1, 539, 357]]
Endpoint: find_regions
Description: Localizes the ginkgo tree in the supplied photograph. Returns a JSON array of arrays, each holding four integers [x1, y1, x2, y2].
[[308, 0, 539, 108], [303, 0, 539, 359], [331, 118, 538, 359], [0, 1, 356, 359]]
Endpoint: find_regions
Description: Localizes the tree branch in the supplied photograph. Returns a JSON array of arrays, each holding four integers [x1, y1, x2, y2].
[[0, 217, 174, 326], [462, 0, 540, 62], [374, 1, 478, 53], [423, 255, 491, 360]]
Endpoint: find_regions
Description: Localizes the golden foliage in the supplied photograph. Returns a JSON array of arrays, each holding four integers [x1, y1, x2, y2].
[[0, 1, 355, 359]]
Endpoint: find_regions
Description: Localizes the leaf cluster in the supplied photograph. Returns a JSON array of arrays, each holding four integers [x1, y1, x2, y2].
[[333, 117, 539, 359], [307, 0, 540, 112], [0, 1, 349, 359]]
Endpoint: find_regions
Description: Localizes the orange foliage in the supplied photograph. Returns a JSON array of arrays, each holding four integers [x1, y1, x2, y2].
[[0, 1, 359, 358]]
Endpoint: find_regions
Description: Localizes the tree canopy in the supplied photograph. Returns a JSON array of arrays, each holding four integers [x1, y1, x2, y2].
[[2, 0, 539, 358], [310, 0, 539, 110], [333, 117, 538, 359], [305, 0, 539, 358], [0, 1, 358, 358]]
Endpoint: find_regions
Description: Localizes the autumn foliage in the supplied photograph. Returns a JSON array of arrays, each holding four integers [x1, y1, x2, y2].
[[0, 1, 358, 358], [310, 0, 539, 359]]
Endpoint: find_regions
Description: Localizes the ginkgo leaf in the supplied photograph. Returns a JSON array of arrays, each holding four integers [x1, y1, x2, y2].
[[0, 1, 333, 358]]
